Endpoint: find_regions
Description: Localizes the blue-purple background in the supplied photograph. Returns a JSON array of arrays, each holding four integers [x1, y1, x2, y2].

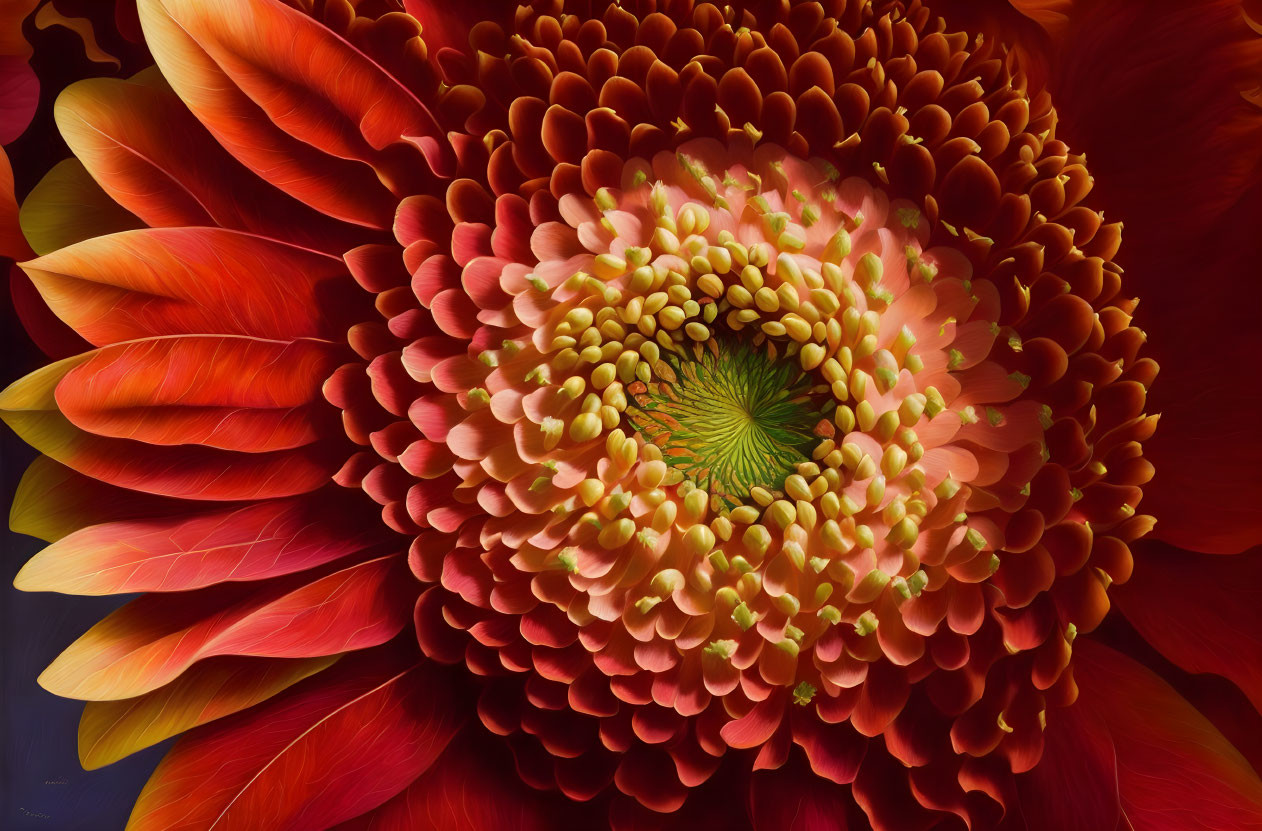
[[1, 13, 165, 828], [2, 363, 167, 831]]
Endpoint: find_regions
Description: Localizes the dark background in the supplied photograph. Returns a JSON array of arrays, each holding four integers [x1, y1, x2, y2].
[[1, 429, 168, 830], [1, 6, 163, 828]]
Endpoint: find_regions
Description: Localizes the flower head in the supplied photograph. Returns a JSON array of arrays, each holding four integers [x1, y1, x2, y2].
[[3, 0, 1261, 829]]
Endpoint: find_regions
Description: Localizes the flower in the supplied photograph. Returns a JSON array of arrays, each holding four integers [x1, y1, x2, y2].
[[3, 0, 1261, 829]]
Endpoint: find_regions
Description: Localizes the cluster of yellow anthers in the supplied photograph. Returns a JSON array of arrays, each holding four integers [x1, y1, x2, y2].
[[508, 136, 1021, 696]]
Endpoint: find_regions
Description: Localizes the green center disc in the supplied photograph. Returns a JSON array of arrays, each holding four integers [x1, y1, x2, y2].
[[628, 340, 824, 503]]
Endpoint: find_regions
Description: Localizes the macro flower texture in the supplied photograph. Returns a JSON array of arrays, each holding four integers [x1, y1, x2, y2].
[[2, 0, 1262, 828]]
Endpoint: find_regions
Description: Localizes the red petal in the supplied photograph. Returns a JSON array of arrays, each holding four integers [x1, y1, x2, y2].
[[1015, 696, 1120, 831], [55, 336, 340, 451], [15, 491, 389, 594], [1039, 0, 1262, 554], [403, 0, 510, 55], [20, 227, 367, 345], [749, 751, 853, 831], [790, 711, 868, 785], [10, 263, 92, 360], [0, 54, 37, 144], [54, 75, 368, 254], [38, 554, 411, 700], [127, 648, 464, 831], [1076, 640, 1262, 829], [333, 728, 574, 831], [852, 743, 937, 831], [0, 144, 32, 258], [1113, 542, 1262, 713], [1142, 343, 1262, 553], [78, 654, 337, 769]]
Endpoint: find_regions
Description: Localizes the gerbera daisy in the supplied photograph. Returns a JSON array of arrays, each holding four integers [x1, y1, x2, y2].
[[2, 0, 1261, 829]]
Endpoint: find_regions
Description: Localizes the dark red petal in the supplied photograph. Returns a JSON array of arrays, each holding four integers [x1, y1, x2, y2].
[[403, 0, 511, 55], [0, 54, 37, 144], [331, 727, 585, 831], [1113, 542, 1262, 713], [9, 263, 91, 360], [1076, 640, 1262, 829], [748, 750, 853, 831], [0, 144, 31, 258], [1041, 0, 1262, 554], [1015, 696, 1120, 831]]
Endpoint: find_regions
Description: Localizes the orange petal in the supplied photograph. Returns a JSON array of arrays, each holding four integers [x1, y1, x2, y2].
[[19, 227, 368, 344], [19, 158, 143, 256], [1076, 640, 1262, 829], [12, 159, 135, 359], [126, 648, 464, 831], [78, 654, 338, 769], [137, 0, 450, 226], [8, 456, 185, 543], [39, 554, 412, 701], [1113, 542, 1262, 713], [15, 491, 390, 594], [0, 355, 342, 500], [54, 74, 369, 254], [55, 336, 341, 451]]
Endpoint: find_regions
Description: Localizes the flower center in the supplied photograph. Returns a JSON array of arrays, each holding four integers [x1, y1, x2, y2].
[[627, 339, 825, 503]]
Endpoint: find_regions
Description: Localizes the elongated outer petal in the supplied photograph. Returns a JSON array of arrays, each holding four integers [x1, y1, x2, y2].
[[10, 263, 94, 361], [19, 158, 143, 256], [332, 730, 563, 831], [8, 456, 186, 543], [1039, 0, 1262, 554], [403, 0, 509, 54], [0, 143, 32, 258], [1113, 543, 1262, 713], [39, 554, 412, 701], [136, 0, 449, 228], [79, 654, 338, 769], [19, 227, 367, 345], [0, 355, 341, 501], [15, 492, 391, 595], [126, 648, 464, 831], [1075, 640, 1262, 830], [10, 157, 106, 359], [54, 74, 368, 254], [54, 337, 342, 451], [1014, 695, 1120, 831], [749, 753, 852, 831]]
